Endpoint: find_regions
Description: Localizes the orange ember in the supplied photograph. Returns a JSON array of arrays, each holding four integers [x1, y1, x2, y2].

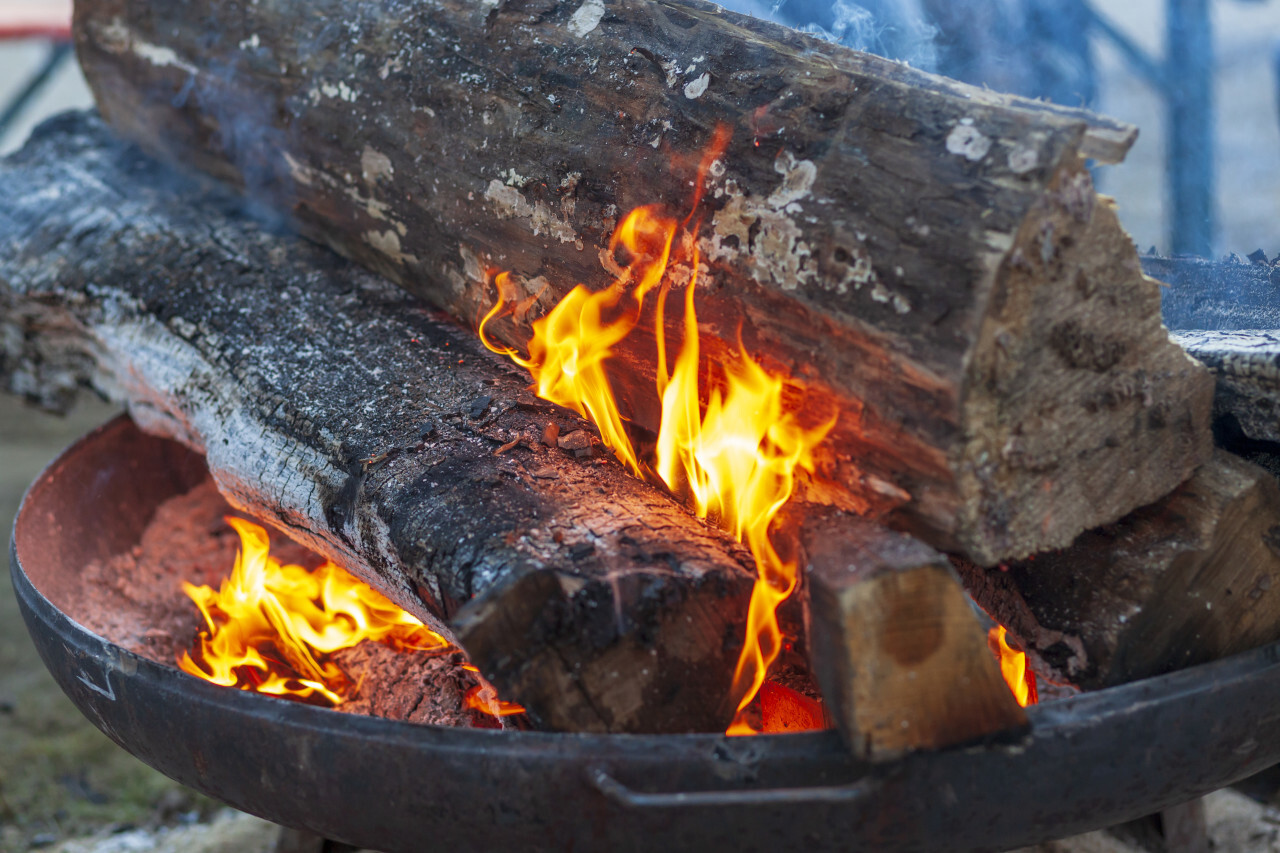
[[179, 517, 524, 719], [989, 626, 1038, 707], [480, 126, 835, 734]]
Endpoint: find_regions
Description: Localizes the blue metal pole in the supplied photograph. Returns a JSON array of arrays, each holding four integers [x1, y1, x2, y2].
[[1166, 0, 1215, 256]]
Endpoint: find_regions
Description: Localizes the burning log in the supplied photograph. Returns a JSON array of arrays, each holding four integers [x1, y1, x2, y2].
[[72, 0, 1213, 566], [804, 511, 1027, 760], [957, 450, 1280, 690], [0, 112, 764, 733]]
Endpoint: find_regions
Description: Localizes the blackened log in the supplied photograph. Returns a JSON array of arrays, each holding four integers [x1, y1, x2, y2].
[[957, 450, 1280, 690], [0, 112, 758, 734], [804, 511, 1026, 759], [73, 0, 1212, 566]]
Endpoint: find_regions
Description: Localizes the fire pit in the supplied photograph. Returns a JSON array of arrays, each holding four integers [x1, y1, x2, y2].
[[12, 414, 1280, 853]]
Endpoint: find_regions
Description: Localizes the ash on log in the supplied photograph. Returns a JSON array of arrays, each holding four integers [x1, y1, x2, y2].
[[804, 511, 1026, 760], [957, 450, 1280, 690], [74, 0, 1212, 565], [0, 113, 762, 734]]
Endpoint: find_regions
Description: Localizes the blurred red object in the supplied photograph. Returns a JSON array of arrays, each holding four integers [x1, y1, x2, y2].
[[0, 0, 71, 39]]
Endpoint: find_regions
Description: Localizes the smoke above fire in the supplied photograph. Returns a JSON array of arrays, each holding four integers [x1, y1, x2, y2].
[[718, 0, 1097, 109]]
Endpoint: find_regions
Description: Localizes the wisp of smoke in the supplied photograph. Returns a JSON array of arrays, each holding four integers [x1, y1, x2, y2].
[[717, 0, 939, 71]]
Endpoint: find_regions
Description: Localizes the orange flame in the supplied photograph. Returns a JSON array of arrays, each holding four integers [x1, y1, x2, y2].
[[989, 626, 1038, 707], [461, 664, 528, 717], [480, 127, 835, 734], [179, 517, 524, 719]]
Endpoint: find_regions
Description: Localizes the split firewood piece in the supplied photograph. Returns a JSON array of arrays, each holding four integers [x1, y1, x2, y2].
[[0, 113, 759, 734], [74, 0, 1212, 565], [957, 449, 1280, 690], [804, 511, 1027, 760]]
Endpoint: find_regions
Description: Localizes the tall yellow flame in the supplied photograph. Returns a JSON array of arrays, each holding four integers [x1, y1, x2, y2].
[[480, 128, 835, 733], [989, 626, 1039, 708]]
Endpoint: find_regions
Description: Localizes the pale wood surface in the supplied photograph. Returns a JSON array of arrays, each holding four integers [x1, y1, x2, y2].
[[804, 511, 1026, 759]]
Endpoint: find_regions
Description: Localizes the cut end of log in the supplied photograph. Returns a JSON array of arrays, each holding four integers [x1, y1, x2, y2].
[[956, 155, 1214, 564], [805, 513, 1027, 760], [453, 562, 749, 733]]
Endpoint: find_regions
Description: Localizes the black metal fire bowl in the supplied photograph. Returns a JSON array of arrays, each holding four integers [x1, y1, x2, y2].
[[12, 415, 1280, 853]]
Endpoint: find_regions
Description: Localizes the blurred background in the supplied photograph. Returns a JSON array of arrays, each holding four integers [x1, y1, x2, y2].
[[4, 0, 1280, 850]]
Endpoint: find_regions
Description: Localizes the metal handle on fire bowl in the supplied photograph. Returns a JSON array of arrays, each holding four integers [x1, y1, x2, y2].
[[587, 767, 880, 809]]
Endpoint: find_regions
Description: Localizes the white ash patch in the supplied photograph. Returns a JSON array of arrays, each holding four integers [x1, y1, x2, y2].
[[309, 80, 359, 105], [282, 152, 314, 186], [700, 150, 820, 292], [870, 282, 912, 314], [567, 0, 606, 37], [484, 179, 580, 246], [459, 245, 487, 286], [661, 60, 680, 88], [767, 151, 817, 209], [361, 147, 395, 182], [683, 72, 710, 100], [501, 168, 532, 188], [1007, 143, 1039, 174], [96, 18, 200, 76], [946, 120, 992, 162], [380, 55, 405, 80], [364, 229, 418, 266]]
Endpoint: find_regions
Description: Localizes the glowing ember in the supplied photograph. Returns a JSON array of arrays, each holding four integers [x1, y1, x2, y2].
[[179, 516, 525, 719], [480, 127, 835, 734], [989, 626, 1038, 707]]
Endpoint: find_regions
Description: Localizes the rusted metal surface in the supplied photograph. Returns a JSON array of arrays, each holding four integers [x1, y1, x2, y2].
[[12, 415, 1280, 853]]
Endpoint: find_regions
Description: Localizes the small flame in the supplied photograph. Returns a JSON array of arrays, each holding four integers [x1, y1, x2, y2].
[[480, 126, 835, 734], [179, 517, 524, 719], [989, 626, 1038, 707], [461, 664, 527, 717]]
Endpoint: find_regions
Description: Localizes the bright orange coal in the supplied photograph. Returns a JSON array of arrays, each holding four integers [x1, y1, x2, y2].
[[989, 626, 1038, 707], [480, 128, 835, 734], [179, 516, 524, 719]]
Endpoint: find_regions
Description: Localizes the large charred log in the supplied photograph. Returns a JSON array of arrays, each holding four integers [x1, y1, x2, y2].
[[74, 0, 1212, 566], [0, 112, 763, 734]]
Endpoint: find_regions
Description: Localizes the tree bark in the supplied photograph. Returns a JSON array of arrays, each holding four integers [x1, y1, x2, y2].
[[804, 511, 1026, 759], [956, 450, 1280, 690], [73, 0, 1212, 565], [0, 112, 762, 734]]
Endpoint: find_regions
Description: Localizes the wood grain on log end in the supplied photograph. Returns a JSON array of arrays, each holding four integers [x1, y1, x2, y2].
[[805, 512, 1027, 760], [958, 155, 1215, 563]]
